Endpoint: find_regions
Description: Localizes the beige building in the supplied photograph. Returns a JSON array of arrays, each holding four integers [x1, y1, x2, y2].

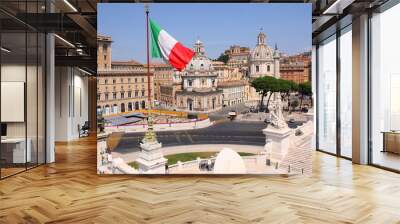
[[212, 61, 244, 83], [225, 45, 250, 69], [97, 35, 154, 115], [148, 63, 175, 104], [218, 80, 248, 107]]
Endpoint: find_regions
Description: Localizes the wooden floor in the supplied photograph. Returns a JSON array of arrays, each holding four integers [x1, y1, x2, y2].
[[1, 136, 400, 224]]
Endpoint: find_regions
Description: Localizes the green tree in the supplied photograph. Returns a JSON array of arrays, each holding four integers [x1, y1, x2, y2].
[[251, 76, 280, 112], [214, 53, 229, 64], [298, 81, 312, 109], [279, 80, 298, 111]]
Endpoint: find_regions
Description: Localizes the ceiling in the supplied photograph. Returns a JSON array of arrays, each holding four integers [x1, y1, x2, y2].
[[0, 0, 98, 73]]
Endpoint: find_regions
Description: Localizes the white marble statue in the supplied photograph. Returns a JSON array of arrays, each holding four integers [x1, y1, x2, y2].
[[269, 97, 287, 129]]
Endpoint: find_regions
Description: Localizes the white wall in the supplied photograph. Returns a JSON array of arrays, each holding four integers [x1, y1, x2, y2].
[[54, 66, 89, 141]]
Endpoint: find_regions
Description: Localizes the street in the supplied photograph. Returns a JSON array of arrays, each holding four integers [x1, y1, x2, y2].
[[113, 120, 267, 154]]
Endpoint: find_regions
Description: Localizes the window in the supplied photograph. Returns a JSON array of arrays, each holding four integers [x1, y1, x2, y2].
[[188, 80, 193, 87], [105, 93, 109, 100], [267, 65, 270, 72], [121, 92, 125, 99], [135, 91, 138, 97], [339, 26, 352, 158], [256, 65, 259, 72], [142, 78, 145, 83], [97, 94, 101, 101], [135, 78, 137, 83], [113, 92, 117, 99], [317, 35, 337, 154], [105, 79, 108, 84], [113, 79, 116, 84], [370, 4, 400, 171], [128, 91, 132, 98], [141, 90, 145, 96]]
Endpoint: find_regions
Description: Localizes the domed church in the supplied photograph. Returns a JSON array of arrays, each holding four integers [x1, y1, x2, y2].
[[175, 40, 223, 113], [248, 31, 281, 101]]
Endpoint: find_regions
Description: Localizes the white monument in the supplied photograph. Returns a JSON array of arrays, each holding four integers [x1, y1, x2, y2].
[[263, 98, 292, 162], [135, 116, 167, 174], [214, 148, 246, 174]]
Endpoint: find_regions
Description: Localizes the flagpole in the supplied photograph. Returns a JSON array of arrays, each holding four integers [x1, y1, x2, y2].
[[143, 4, 157, 143], [145, 4, 151, 109]]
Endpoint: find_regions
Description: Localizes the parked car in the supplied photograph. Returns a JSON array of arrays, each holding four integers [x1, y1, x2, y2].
[[228, 111, 237, 121]]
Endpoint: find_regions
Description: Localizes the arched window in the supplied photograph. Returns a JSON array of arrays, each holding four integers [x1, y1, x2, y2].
[[267, 65, 270, 72], [141, 101, 146, 109]]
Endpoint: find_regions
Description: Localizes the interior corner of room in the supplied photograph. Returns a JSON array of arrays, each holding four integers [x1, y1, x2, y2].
[[313, 0, 400, 172], [0, 0, 97, 179]]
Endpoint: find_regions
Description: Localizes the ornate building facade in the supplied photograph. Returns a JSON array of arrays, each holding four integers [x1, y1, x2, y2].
[[175, 40, 222, 112], [248, 32, 281, 101], [248, 32, 280, 79], [97, 35, 154, 115]]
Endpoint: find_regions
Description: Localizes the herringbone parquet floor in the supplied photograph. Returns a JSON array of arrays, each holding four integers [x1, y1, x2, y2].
[[1, 136, 400, 224]]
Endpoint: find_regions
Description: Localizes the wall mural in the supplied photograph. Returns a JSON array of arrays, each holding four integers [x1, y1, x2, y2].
[[96, 3, 313, 175]]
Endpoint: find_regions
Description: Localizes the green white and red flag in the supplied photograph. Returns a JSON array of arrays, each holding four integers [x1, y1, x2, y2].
[[150, 19, 194, 71]]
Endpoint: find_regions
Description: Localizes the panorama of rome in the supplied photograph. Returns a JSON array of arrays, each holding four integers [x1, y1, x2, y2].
[[97, 4, 313, 175]]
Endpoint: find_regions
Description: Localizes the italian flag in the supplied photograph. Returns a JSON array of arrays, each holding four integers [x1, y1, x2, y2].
[[150, 19, 195, 71]]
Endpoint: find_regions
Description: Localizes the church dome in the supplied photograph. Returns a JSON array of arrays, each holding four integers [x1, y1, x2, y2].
[[186, 56, 213, 71], [249, 32, 275, 62], [185, 40, 214, 72], [250, 45, 274, 61]]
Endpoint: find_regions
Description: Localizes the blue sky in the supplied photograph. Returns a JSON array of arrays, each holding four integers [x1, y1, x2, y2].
[[98, 3, 311, 63]]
